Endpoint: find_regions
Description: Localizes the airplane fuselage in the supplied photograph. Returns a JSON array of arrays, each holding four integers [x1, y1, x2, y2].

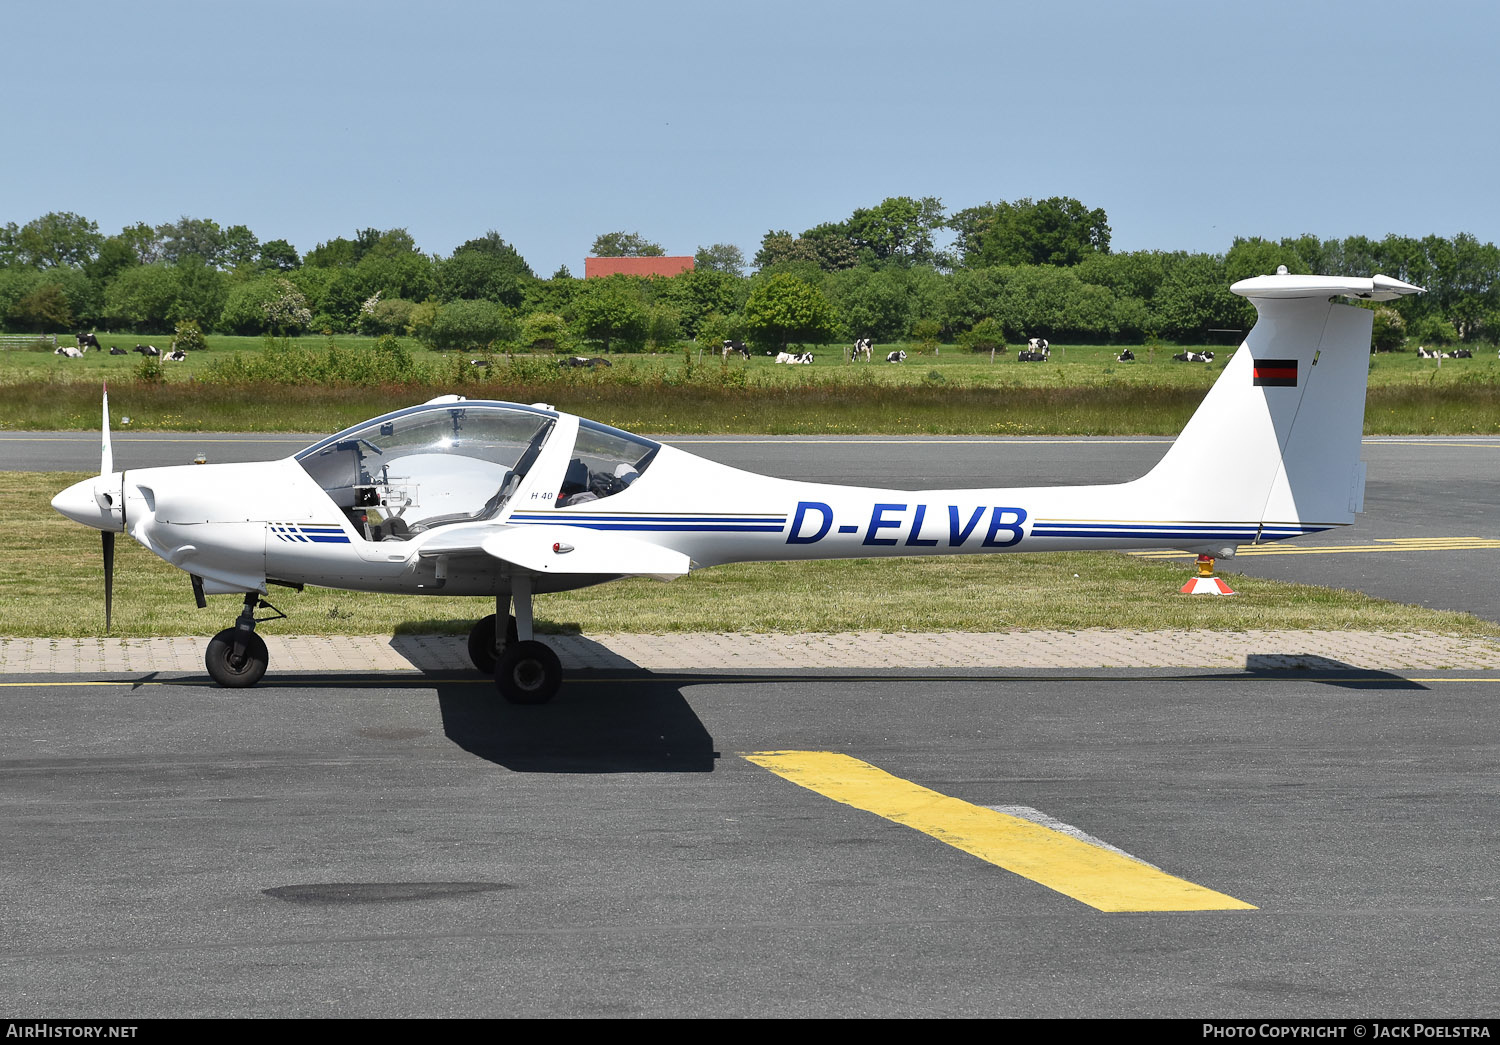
[[63, 440, 1328, 601]]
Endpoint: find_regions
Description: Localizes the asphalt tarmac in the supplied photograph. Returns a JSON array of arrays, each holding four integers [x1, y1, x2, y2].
[[5, 430, 1498, 1017], [1, 666, 1496, 1018]]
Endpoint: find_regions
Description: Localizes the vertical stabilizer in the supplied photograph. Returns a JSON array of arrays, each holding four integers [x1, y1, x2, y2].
[[1134, 274, 1422, 533]]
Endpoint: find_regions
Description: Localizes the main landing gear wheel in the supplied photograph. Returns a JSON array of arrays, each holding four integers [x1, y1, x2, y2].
[[206, 629, 269, 688], [494, 640, 562, 705], [466, 613, 519, 674]]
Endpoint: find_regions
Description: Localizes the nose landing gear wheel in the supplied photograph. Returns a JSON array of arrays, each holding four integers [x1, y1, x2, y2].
[[206, 629, 270, 688], [466, 613, 519, 674], [494, 640, 561, 704]]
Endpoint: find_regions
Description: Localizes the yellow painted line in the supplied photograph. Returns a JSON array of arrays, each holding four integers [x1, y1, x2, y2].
[[1369, 439, 1500, 449], [0, 676, 428, 688], [0, 436, 308, 443], [4, 675, 1494, 691], [0, 680, 153, 688], [6, 435, 1495, 446], [744, 750, 1255, 913], [661, 437, 1160, 445], [1379, 536, 1500, 543], [1130, 537, 1500, 559]]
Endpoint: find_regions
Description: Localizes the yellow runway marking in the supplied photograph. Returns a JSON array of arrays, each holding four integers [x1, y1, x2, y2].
[[0, 680, 154, 688], [0, 435, 308, 443], [1130, 536, 1500, 559], [2, 674, 1495, 691], [1369, 439, 1500, 449], [744, 750, 1255, 913], [664, 437, 1160, 445]]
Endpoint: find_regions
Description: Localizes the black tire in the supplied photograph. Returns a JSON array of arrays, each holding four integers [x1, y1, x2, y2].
[[466, 613, 519, 674], [205, 628, 269, 688], [494, 640, 562, 705]]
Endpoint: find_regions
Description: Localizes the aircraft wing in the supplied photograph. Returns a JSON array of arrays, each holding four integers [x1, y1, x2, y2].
[[416, 523, 691, 581]]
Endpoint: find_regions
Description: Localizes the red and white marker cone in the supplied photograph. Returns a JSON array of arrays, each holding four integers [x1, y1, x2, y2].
[[1181, 554, 1235, 595]]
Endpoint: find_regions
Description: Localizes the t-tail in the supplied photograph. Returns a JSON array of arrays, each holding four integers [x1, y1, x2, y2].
[[1110, 272, 1423, 552]]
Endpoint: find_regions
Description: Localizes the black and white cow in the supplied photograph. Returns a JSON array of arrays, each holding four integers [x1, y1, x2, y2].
[[76, 332, 102, 351], [721, 340, 750, 359], [885, 349, 906, 363], [1172, 350, 1215, 363], [109, 345, 127, 355], [851, 337, 873, 362], [776, 351, 814, 364], [1116, 348, 1135, 362], [135, 344, 160, 357], [1018, 337, 1051, 362], [165, 349, 188, 362], [54, 346, 85, 358]]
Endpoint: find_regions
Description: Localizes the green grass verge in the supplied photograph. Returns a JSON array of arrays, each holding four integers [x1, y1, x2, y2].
[[4, 379, 1498, 437], [3, 334, 1497, 435], [6, 472, 1496, 639]]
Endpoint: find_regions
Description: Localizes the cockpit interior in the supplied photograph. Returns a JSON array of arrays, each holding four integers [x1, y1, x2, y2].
[[295, 402, 659, 541]]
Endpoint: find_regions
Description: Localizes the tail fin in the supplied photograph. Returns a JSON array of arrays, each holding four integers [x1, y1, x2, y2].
[[1134, 273, 1422, 539]]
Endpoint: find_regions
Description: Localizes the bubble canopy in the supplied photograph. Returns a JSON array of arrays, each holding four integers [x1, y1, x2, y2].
[[295, 401, 660, 537]]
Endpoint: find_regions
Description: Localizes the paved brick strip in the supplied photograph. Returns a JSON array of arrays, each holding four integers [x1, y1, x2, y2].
[[4, 630, 1499, 674]]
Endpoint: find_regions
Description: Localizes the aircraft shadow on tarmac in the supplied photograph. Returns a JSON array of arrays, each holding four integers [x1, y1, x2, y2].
[[432, 673, 720, 774], [427, 648, 1426, 770], [1240, 654, 1426, 690], [175, 638, 1426, 773]]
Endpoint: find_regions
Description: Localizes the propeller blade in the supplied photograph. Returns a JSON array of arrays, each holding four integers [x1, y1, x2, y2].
[[102, 530, 115, 633], [101, 383, 113, 477]]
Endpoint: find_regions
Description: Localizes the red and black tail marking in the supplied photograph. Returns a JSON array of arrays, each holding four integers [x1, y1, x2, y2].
[[1252, 359, 1298, 387]]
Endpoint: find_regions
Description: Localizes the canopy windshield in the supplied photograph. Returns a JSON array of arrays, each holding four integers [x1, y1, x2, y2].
[[296, 403, 555, 534], [556, 418, 661, 507]]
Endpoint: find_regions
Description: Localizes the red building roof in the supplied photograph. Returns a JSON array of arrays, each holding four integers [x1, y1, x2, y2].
[[585, 256, 694, 279]]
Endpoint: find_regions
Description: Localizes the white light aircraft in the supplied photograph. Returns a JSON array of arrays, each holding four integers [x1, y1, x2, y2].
[[53, 273, 1421, 703]]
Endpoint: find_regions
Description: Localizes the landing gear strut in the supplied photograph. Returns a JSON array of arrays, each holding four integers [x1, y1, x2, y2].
[[479, 577, 562, 705], [205, 592, 283, 688], [466, 597, 519, 674]]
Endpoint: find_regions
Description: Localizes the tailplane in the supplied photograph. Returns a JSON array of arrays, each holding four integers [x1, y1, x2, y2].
[[1131, 273, 1422, 542]]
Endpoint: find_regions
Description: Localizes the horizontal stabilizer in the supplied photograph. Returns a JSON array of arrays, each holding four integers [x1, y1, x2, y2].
[[480, 524, 691, 580], [1231, 273, 1424, 302]]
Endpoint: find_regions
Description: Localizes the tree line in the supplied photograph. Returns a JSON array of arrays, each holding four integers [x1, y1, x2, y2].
[[2, 200, 1496, 353]]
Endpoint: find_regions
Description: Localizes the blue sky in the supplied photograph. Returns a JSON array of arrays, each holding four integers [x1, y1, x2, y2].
[[4, 0, 1495, 274]]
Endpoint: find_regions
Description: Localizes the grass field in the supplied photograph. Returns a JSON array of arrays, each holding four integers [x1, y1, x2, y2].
[[5, 471, 1497, 640], [3, 331, 1499, 435]]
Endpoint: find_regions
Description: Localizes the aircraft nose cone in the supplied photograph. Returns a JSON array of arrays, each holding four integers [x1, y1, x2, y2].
[[52, 475, 124, 531], [52, 478, 97, 527]]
